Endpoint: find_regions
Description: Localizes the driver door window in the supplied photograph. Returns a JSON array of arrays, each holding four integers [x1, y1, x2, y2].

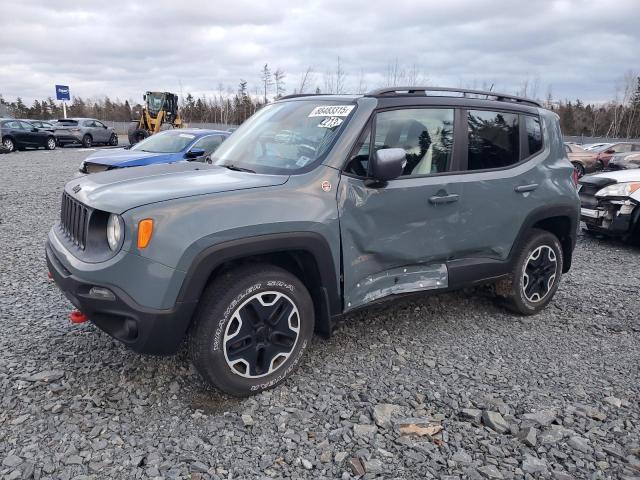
[[374, 109, 454, 176], [192, 135, 224, 154]]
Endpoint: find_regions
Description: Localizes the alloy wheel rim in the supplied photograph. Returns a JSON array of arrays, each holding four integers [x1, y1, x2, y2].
[[522, 245, 558, 303], [223, 291, 300, 378], [48, 139, 55, 149], [4, 139, 13, 150]]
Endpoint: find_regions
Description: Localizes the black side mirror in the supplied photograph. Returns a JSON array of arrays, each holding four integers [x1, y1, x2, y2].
[[32, 128, 38, 132], [185, 148, 206, 160], [605, 149, 615, 154], [370, 148, 406, 181]]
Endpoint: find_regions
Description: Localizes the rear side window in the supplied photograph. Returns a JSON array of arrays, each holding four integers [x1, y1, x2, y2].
[[467, 110, 519, 170], [525, 116, 543, 156]]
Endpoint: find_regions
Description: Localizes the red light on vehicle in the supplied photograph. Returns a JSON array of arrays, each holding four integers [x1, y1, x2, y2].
[[69, 310, 88, 324], [572, 169, 579, 187]]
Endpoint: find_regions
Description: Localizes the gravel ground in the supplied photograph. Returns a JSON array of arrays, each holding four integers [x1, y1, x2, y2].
[[1, 148, 639, 480]]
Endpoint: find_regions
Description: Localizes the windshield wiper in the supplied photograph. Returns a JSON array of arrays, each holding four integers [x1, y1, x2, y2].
[[221, 164, 256, 173]]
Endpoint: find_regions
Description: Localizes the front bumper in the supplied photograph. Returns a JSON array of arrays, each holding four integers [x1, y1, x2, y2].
[[46, 241, 196, 355], [580, 199, 638, 235]]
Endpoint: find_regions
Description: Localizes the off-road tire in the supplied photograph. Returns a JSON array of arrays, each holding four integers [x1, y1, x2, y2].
[[189, 264, 314, 397], [127, 124, 149, 145], [45, 136, 56, 150], [82, 134, 92, 148], [497, 229, 564, 315]]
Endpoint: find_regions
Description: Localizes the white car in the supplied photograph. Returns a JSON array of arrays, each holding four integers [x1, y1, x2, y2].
[[578, 169, 640, 242]]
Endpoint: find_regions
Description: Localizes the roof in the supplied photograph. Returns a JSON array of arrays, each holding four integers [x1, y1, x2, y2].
[[280, 86, 541, 108], [160, 128, 230, 136]]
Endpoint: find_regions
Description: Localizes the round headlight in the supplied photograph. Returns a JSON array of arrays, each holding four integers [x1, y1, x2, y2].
[[106, 214, 123, 251]]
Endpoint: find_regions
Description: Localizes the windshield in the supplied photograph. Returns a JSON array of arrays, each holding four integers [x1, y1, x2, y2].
[[147, 93, 165, 116], [131, 131, 195, 153], [211, 100, 356, 174], [592, 143, 613, 152]]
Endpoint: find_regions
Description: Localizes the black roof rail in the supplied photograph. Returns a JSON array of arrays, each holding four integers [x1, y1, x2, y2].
[[277, 93, 323, 100], [365, 86, 542, 107]]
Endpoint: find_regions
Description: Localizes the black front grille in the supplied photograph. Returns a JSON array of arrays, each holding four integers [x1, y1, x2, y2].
[[60, 192, 89, 249]]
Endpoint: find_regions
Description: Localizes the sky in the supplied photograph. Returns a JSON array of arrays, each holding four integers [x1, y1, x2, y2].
[[1, 0, 639, 105]]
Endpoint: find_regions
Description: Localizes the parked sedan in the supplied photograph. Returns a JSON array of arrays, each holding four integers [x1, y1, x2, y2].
[[565, 143, 600, 177], [0, 119, 57, 151], [608, 152, 640, 171], [79, 129, 229, 173], [592, 142, 640, 169], [54, 118, 118, 148], [20, 119, 56, 133]]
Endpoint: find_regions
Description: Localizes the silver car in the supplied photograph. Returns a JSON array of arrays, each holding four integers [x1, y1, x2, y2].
[[54, 118, 118, 148]]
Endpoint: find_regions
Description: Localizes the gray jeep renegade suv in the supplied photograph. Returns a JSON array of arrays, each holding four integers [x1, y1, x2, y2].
[[47, 87, 580, 396]]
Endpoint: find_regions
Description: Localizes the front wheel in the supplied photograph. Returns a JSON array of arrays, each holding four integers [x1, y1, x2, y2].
[[3, 137, 15, 152], [109, 133, 118, 146], [46, 136, 57, 150], [497, 229, 564, 315], [189, 264, 314, 396]]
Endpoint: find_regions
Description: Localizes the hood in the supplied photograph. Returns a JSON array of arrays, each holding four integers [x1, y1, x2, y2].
[[84, 148, 182, 167], [65, 162, 289, 214], [586, 169, 640, 183]]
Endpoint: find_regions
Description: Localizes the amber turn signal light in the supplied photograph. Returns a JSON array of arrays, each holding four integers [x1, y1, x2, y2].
[[137, 219, 154, 248]]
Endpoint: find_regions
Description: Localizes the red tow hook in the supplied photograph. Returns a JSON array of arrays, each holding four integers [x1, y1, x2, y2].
[[70, 310, 88, 324]]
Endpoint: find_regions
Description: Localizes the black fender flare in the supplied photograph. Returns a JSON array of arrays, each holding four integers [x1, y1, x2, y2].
[[176, 232, 342, 336], [508, 204, 579, 272]]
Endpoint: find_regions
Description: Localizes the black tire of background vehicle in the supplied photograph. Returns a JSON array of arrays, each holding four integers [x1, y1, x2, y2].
[[2, 137, 15, 152], [188, 264, 315, 397], [571, 161, 585, 178], [109, 134, 118, 146], [596, 159, 604, 171], [128, 126, 149, 145], [497, 229, 564, 315], [46, 137, 56, 150], [82, 134, 92, 148]]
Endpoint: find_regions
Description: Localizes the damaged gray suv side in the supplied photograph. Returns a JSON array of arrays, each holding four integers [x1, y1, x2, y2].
[[47, 87, 580, 396]]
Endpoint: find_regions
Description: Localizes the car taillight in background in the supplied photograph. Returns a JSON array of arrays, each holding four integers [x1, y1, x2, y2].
[[572, 169, 579, 188]]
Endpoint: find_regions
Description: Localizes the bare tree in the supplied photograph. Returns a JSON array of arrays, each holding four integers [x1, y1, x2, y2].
[[355, 69, 367, 94], [274, 69, 286, 99], [297, 66, 314, 94], [335, 56, 345, 94], [261, 64, 273, 103]]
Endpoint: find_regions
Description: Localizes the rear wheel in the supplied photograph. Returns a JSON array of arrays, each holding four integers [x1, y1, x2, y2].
[[46, 136, 56, 150], [2, 137, 15, 152], [189, 264, 314, 396], [109, 133, 118, 146], [497, 229, 564, 315], [82, 134, 92, 148], [571, 162, 585, 178]]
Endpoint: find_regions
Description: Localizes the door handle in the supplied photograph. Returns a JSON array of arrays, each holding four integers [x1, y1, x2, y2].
[[429, 193, 460, 205], [515, 183, 539, 193]]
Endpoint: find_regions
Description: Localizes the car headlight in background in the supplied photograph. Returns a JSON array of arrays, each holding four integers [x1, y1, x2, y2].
[[595, 182, 640, 198], [106, 214, 124, 251]]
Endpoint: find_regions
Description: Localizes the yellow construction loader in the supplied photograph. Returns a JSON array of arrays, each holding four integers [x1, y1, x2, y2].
[[128, 91, 183, 144]]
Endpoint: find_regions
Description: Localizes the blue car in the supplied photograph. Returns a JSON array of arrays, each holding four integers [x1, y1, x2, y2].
[[79, 129, 230, 174]]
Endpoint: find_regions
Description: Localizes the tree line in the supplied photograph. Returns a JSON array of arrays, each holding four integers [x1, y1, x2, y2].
[[1, 63, 639, 138]]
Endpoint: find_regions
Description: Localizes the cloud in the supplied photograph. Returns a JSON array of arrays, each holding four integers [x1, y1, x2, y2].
[[0, 0, 638, 104]]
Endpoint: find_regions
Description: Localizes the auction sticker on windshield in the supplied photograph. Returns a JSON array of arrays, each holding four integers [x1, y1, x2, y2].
[[308, 105, 355, 117]]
